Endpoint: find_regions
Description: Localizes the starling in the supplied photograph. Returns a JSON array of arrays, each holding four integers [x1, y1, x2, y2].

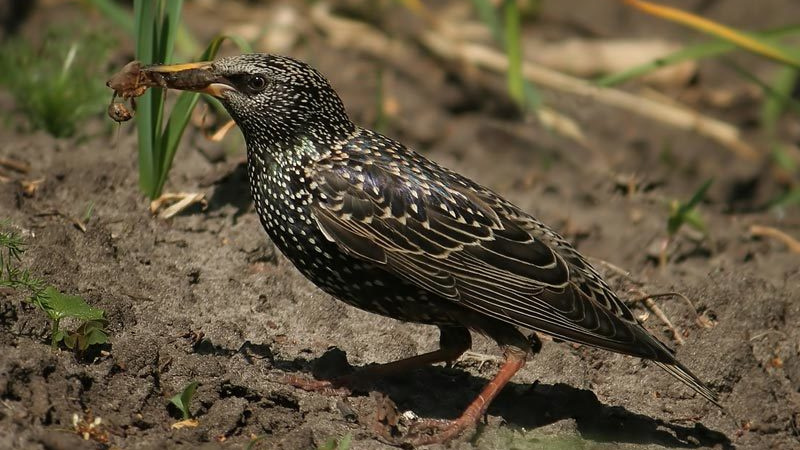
[[146, 55, 719, 444]]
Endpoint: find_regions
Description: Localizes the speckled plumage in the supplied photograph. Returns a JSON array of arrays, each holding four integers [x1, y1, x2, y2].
[[167, 54, 718, 407]]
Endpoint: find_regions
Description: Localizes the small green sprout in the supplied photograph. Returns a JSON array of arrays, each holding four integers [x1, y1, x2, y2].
[[667, 178, 714, 237], [0, 225, 108, 348], [318, 433, 352, 450], [55, 319, 109, 351], [82, 202, 96, 224], [170, 381, 199, 420], [34, 287, 107, 349], [656, 179, 714, 267]]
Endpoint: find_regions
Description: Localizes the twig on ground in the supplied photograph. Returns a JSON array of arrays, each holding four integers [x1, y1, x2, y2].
[[19, 178, 44, 197], [308, 4, 588, 149], [421, 33, 759, 160], [749, 224, 800, 253], [748, 330, 787, 341], [629, 288, 685, 345], [150, 192, 207, 219], [0, 157, 31, 174]]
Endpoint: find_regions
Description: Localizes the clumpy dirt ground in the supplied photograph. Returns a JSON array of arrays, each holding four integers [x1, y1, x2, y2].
[[1, 1, 799, 449]]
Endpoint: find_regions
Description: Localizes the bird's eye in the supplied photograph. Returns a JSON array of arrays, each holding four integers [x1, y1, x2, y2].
[[247, 75, 268, 93]]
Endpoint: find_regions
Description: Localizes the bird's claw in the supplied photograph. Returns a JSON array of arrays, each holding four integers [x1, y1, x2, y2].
[[401, 418, 475, 446], [371, 393, 476, 447]]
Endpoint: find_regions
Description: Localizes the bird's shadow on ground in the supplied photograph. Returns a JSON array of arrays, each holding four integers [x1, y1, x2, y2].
[[203, 160, 252, 220], [275, 347, 732, 449]]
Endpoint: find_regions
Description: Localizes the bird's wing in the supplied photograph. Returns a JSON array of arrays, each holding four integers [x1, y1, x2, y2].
[[308, 146, 669, 361]]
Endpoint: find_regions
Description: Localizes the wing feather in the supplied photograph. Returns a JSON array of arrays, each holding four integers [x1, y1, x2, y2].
[[309, 142, 672, 362]]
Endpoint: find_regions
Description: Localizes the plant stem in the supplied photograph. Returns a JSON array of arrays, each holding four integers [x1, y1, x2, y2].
[[51, 318, 60, 348]]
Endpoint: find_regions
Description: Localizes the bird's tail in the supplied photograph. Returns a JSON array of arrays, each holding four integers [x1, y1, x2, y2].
[[653, 360, 721, 407]]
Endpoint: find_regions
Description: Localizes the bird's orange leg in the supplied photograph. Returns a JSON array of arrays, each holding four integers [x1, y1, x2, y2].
[[405, 349, 526, 446]]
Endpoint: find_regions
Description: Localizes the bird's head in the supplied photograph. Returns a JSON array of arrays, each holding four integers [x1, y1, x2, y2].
[[148, 54, 354, 146]]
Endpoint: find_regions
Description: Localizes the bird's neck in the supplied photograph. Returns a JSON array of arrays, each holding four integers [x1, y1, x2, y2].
[[240, 108, 355, 163]]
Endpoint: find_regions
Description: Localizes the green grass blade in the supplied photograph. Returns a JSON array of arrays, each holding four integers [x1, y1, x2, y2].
[[721, 59, 800, 179], [503, 0, 525, 109], [150, 87, 167, 199], [134, 0, 156, 197], [761, 66, 800, 137], [624, 0, 800, 68], [465, 0, 541, 112], [597, 25, 800, 86], [170, 381, 198, 420], [159, 0, 183, 64], [154, 91, 201, 196], [151, 0, 183, 189], [149, 10, 168, 200], [684, 178, 714, 212], [668, 178, 713, 235], [724, 61, 800, 117]]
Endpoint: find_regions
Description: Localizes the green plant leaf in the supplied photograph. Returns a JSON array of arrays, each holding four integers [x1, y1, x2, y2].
[[170, 381, 199, 420], [762, 66, 800, 138], [682, 209, 707, 234], [683, 178, 714, 211], [52, 329, 68, 346], [39, 286, 105, 322], [667, 179, 713, 235], [134, 0, 157, 196], [72, 320, 110, 350], [336, 434, 352, 450], [159, 0, 184, 66], [318, 433, 352, 450]]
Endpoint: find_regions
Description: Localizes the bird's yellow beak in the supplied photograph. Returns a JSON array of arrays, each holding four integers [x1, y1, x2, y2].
[[145, 61, 234, 98]]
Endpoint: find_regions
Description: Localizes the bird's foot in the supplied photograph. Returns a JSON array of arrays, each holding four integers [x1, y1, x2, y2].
[[382, 417, 476, 447], [406, 417, 476, 446], [372, 393, 477, 447], [279, 373, 352, 397]]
